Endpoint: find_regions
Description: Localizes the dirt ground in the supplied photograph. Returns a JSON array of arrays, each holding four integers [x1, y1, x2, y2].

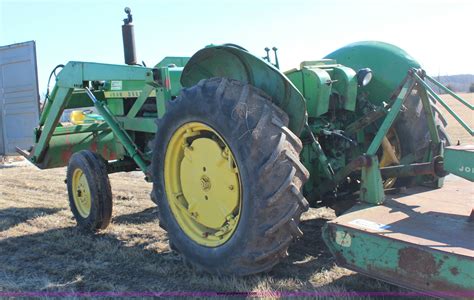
[[0, 94, 471, 295]]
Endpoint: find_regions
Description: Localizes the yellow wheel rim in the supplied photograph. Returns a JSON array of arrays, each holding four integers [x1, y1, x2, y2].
[[72, 169, 92, 218], [380, 127, 402, 188], [164, 122, 242, 247]]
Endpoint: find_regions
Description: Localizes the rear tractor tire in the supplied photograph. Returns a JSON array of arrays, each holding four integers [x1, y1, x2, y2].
[[152, 78, 309, 275], [67, 150, 113, 231], [380, 94, 451, 188]]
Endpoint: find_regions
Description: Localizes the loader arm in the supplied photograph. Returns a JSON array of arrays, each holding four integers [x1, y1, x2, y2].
[[22, 61, 161, 171]]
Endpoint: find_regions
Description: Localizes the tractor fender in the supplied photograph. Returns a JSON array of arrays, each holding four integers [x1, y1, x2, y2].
[[325, 41, 421, 105], [181, 44, 307, 135]]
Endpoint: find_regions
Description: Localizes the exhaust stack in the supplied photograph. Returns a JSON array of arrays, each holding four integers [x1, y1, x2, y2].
[[122, 7, 137, 65]]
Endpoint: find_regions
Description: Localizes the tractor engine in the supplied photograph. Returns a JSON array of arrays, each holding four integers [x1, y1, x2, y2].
[[286, 60, 379, 204]]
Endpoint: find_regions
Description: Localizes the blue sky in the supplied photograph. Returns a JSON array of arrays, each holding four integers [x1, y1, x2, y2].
[[1, 0, 472, 95]]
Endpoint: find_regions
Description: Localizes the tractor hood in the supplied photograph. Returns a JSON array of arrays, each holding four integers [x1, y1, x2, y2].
[[325, 41, 421, 105]]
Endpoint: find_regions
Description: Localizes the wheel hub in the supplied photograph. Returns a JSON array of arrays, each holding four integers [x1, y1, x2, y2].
[[180, 137, 239, 229], [200, 175, 211, 192], [164, 122, 242, 247]]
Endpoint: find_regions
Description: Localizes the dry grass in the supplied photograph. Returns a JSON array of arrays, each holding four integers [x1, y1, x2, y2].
[[0, 163, 401, 295], [2, 93, 470, 295], [436, 92, 473, 144]]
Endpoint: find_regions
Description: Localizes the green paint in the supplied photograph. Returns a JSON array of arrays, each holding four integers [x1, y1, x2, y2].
[[126, 85, 154, 118], [117, 117, 157, 133], [37, 130, 124, 169], [84, 88, 149, 174], [33, 87, 74, 162], [39, 85, 58, 126], [156, 67, 172, 118], [325, 41, 420, 106], [416, 83, 441, 160], [332, 66, 357, 112], [444, 147, 474, 181], [180, 44, 307, 135], [286, 66, 331, 118], [323, 223, 474, 293], [360, 155, 384, 204], [367, 79, 415, 155], [28, 61, 179, 174], [52, 122, 109, 136], [106, 98, 125, 116]]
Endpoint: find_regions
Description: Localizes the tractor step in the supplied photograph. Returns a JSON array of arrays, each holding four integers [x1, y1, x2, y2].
[[322, 176, 474, 296]]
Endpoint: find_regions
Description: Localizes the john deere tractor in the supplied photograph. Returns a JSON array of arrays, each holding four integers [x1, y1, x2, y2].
[[18, 8, 473, 294]]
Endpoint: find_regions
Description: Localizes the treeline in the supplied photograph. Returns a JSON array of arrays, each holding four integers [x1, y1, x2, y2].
[[429, 74, 474, 93]]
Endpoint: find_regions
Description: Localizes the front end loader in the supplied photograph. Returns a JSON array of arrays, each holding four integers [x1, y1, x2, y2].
[[17, 8, 473, 296]]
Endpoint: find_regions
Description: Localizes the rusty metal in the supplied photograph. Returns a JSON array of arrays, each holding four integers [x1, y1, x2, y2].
[[380, 156, 444, 178], [322, 177, 474, 295], [106, 158, 138, 174], [398, 247, 439, 276]]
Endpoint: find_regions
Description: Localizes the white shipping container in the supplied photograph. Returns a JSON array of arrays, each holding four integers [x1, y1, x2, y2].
[[0, 41, 40, 155]]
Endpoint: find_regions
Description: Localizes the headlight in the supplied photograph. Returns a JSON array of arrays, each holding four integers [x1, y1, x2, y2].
[[357, 68, 373, 87]]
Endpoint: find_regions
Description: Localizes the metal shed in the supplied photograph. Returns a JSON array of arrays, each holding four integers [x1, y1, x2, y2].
[[0, 41, 40, 155]]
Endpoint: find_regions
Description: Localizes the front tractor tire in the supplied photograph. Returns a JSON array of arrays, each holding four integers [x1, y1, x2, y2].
[[152, 78, 309, 275], [67, 150, 113, 231]]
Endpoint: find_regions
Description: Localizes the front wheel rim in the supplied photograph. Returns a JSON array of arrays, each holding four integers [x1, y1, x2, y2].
[[164, 122, 242, 247], [72, 169, 92, 218]]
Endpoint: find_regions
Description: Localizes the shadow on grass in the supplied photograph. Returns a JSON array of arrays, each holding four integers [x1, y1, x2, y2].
[[0, 165, 17, 169], [270, 217, 337, 280], [0, 209, 397, 294], [271, 216, 399, 294], [0, 226, 181, 292], [0, 207, 62, 232], [112, 207, 158, 225]]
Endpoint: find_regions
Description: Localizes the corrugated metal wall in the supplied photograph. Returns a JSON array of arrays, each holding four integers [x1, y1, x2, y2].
[[0, 41, 40, 155]]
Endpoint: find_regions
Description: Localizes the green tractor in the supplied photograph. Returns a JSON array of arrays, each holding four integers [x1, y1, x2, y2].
[[18, 8, 473, 295]]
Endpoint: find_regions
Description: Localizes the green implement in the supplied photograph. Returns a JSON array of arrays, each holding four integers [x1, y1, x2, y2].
[[323, 177, 474, 296]]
